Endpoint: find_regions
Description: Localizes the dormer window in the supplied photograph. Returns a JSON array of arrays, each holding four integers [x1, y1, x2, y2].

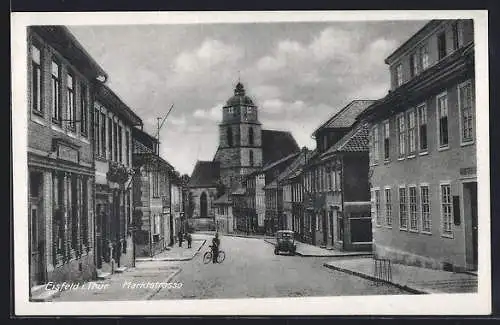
[[396, 64, 403, 87]]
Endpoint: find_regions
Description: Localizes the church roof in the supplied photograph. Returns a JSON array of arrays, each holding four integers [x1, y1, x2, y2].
[[262, 129, 300, 165], [224, 82, 256, 107], [188, 160, 220, 188], [312, 100, 375, 137]]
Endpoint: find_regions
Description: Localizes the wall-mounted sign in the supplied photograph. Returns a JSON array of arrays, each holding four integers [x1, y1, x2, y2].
[[460, 167, 476, 177], [53, 139, 80, 164]]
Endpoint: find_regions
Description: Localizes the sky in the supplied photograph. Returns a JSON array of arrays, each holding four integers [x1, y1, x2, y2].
[[68, 20, 428, 175]]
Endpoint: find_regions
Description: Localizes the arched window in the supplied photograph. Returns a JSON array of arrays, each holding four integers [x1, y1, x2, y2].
[[249, 127, 254, 146], [227, 127, 233, 147], [249, 150, 254, 166], [200, 192, 208, 218]]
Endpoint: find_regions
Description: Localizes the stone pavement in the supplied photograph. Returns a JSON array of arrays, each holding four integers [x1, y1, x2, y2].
[[264, 238, 372, 257], [50, 262, 182, 301], [324, 258, 478, 294], [136, 238, 206, 262]]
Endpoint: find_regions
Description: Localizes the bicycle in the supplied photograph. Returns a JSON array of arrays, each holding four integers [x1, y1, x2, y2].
[[203, 245, 226, 264]]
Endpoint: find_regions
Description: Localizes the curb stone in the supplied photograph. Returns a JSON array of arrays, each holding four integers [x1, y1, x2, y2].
[[143, 267, 182, 300], [136, 240, 206, 262], [323, 262, 427, 294]]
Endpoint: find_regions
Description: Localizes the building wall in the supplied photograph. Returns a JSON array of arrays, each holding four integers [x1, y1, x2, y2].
[[27, 29, 97, 286], [190, 187, 217, 219], [255, 174, 266, 228], [389, 19, 474, 90], [343, 155, 370, 202], [371, 77, 476, 270]]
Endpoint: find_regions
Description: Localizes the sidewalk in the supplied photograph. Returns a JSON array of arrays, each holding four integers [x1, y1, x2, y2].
[[324, 258, 478, 294], [264, 238, 372, 257], [196, 230, 274, 240], [49, 264, 182, 301], [136, 238, 206, 262]]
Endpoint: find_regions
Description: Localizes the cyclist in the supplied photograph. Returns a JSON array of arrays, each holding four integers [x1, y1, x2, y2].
[[211, 232, 220, 263]]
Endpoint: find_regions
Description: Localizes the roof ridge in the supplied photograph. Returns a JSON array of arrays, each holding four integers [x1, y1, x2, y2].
[[312, 99, 374, 136]]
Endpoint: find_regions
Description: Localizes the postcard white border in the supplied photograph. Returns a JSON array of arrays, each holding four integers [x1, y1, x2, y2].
[[11, 10, 490, 315]]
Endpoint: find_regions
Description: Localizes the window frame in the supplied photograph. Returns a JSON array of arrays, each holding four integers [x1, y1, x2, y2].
[[407, 109, 417, 157], [399, 185, 408, 231], [100, 111, 107, 158], [383, 120, 390, 162], [66, 72, 76, 132], [437, 31, 447, 60], [51, 59, 62, 124], [440, 182, 454, 238], [417, 103, 428, 154], [396, 63, 403, 87], [373, 188, 381, 227], [397, 113, 406, 160], [384, 187, 392, 228], [30, 43, 43, 115], [410, 51, 420, 77], [372, 124, 380, 165], [80, 82, 88, 137], [436, 91, 450, 150], [408, 185, 419, 232], [458, 79, 474, 146], [420, 45, 430, 71], [420, 183, 432, 234]]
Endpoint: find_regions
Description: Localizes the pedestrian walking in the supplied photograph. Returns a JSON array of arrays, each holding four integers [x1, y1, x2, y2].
[[178, 230, 183, 247], [186, 232, 192, 248]]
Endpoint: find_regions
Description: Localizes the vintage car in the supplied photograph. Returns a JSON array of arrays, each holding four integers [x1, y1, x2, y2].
[[274, 230, 296, 255]]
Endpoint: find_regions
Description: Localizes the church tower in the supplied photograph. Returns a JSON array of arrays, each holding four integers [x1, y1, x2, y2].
[[213, 82, 263, 190]]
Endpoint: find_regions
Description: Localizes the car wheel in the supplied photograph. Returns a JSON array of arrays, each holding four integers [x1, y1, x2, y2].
[[274, 248, 278, 255]]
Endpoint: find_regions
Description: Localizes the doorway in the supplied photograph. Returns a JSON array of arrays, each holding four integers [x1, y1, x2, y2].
[[200, 192, 208, 218], [464, 182, 478, 270], [29, 171, 45, 286]]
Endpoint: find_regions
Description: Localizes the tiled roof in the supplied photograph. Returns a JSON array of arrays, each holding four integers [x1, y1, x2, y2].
[[321, 123, 369, 157], [188, 161, 220, 188], [312, 100, 375, 136], [262, 152, 299, 172], [262, 129, 300, 164], [265, 149, 311, 189], [213, 193, 231, 205]]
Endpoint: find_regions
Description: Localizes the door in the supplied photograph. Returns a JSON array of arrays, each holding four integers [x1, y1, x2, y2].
[[470, 182, 478, 269], [322, 210, 328, 245], [329, 210, 334, 246], [29, 172, 45, 286]]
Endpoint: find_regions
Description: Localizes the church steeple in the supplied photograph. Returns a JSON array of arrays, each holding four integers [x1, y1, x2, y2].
[[234, 82, 245, 96]]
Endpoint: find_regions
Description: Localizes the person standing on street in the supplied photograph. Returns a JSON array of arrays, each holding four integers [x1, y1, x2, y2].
[[186, 232, 192, 248]]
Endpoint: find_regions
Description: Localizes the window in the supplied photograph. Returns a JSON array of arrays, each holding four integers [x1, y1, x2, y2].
[[118, 125, 123, 163], [372, 125, 379, 164], [459, 81, 474, 143], [437, 93, 449, 148], [94, 109, 100, 156], [383, 120, 390, 160], [420, 46, 430, 70], [385, 188, 392, 227], [375, 189, 381, 226], [125, 130, 130, 166], [410, 52, 419, 77], [249, 127, 254, 146], [67, 73, 76, 131], [399, 186, 408, 230], [228, 107, 233, 115], [51, 60, 61, 122], [108, 117, 113, 160], [81, 177, 89, 246], [397, 114, 406, 158], [396, 64, 403, 86], [438, 31, 447, 60], [440, 184, 453, 236], [153, 171, 159, 198], [421, 185, 431, 233], [227, 127, 233, 147], [409, 186, 418, 231], [80, 83, 88, 136], [249, 150, 254, 166], [31, 44, 42, 114], [113, 121, 118, 160], [100, 112, 106, 158], [418, 104, 428, 152], [407, 110, 416, 155]]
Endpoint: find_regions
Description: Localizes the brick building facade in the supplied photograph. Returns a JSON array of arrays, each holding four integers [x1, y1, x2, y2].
[[27, 26, 107, 288]]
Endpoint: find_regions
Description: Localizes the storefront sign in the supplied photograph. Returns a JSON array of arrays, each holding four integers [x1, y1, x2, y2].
[[57, 143, 79, 164], [460, 167, 476, 177]]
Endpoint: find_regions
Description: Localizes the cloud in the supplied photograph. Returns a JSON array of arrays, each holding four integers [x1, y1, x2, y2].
[[193, 104, 222, 121], [261, 99, 306, 114]]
